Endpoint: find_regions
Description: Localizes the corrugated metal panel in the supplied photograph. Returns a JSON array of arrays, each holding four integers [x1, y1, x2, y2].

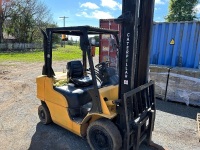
[[150, 22, 200, 69], [99, 20, 200, 69]]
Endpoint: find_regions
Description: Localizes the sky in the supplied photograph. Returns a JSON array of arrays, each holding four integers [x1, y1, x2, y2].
[[41, 0, 200, 27]]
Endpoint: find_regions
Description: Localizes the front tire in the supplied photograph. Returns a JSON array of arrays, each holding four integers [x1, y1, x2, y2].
[[87, 118, 122, 150], [38, 104, 52, 125]]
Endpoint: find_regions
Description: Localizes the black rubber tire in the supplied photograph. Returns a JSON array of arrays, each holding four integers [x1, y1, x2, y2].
[[87, 118, 122, 150], [38, 104, 52, 125]]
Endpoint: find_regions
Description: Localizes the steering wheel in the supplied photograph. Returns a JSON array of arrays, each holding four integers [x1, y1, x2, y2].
[[86, 67, 104, 85], [95, 61, 110, 70], [87, 61, 110, 86]]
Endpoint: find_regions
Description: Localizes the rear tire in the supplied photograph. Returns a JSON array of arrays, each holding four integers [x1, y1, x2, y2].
[[38, 104, 52, 125], [87, 118, 122, 150]]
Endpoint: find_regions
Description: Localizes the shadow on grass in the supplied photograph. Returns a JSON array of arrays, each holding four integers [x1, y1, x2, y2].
[[156, 99, 199, 119]]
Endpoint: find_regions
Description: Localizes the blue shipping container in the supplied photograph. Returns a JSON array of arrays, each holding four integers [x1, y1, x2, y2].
[[150, 22, 200, 69]]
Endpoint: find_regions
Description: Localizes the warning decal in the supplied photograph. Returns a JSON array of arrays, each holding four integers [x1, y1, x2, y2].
[[170, 39, 175, 45], [124, 80, 128, 85]]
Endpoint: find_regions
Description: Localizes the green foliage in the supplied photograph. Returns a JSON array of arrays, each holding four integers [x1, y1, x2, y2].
[[66, 37, 74, 45], [67, 41, 74, 45], [3, 0, 56, 43], [165, 0, 198, 22], [54, 79, 67, 87], [6, 12, 34, 42], [89, 35, 99, 43], [93, 35, 99, 43]]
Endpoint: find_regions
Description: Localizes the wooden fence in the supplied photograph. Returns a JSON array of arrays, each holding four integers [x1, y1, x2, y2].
[[0, 43, 43, 51]]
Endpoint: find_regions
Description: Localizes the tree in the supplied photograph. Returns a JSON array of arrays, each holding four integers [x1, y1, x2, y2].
[[89, 35, 99, 46], [165, 0, 198, 22], [67, 37, 74, 45], [0, 0, 16, 43], [93, 35, 99, 43], [3, 0, 55, 43]]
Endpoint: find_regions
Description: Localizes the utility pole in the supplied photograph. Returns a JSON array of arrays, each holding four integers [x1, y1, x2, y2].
[[59, 16, 68, 48], [59, 16, 68, 27]]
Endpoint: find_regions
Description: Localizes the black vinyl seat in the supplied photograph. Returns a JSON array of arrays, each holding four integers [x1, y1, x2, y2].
[[54, 84, 92, 117], [67, 60, 93, 87]]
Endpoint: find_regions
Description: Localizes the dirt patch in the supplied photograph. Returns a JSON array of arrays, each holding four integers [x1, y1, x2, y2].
[[0, 70, 11, 80], [0, 70, 10, 75], [0, 59, 199, 150]]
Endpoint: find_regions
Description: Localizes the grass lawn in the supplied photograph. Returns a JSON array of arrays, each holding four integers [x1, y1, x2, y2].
[[0, 45, 99, 63]]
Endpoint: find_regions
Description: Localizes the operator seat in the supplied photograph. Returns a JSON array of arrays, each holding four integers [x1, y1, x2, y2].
[[67, 60, 93, 87]]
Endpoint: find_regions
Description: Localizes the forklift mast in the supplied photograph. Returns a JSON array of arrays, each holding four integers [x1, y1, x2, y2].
[[118, 0, 155, 98], [116, 0, 155, 149]]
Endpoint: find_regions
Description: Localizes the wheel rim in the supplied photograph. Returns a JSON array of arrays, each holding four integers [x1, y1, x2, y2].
[[89, 127, 112, 149], [40, 109, 46, 120]]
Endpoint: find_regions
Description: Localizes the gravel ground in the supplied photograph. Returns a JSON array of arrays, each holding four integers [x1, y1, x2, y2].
[[0, 57, 200, 150]]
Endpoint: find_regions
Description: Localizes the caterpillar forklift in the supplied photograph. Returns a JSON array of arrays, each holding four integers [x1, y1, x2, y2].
[[36, 0, 155, 149]]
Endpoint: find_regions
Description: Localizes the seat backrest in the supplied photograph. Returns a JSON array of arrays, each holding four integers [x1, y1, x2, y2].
[[67, 61, 83, 79]]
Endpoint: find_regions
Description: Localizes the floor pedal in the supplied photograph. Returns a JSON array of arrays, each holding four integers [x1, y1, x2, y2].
[[197, 113, 200, 142]]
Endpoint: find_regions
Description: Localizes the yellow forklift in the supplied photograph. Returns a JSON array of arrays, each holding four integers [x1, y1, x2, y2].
[[36, 0, 155, 149]]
